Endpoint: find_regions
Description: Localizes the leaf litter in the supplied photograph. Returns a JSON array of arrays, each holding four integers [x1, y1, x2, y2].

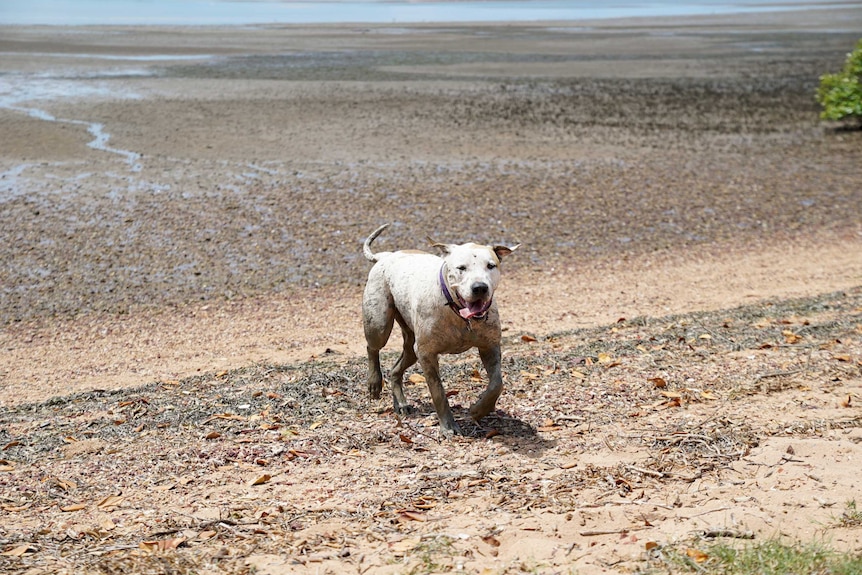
[[0, 288, 860, 573]]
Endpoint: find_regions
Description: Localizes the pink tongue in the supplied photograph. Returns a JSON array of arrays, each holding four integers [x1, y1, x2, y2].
[[459, 301, 487, 319]]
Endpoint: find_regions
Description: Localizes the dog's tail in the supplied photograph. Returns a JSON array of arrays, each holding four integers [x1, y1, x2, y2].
[[363, 223, 390, 263]]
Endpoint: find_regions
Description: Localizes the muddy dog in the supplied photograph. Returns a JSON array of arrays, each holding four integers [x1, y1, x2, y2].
[[362, 223, 518, 436]]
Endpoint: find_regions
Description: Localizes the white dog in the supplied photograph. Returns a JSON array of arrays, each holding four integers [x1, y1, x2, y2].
[[362, 223, 518, 436]]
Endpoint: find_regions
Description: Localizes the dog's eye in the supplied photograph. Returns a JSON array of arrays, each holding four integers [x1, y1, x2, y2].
[[456, 265, 467, 272], [487, 262, 497, 270]]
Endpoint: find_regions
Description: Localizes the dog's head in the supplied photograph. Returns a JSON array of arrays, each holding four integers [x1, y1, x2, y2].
[[430, 239, 519, 319]]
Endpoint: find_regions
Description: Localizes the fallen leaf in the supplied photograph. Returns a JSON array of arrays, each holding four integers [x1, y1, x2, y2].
[[521, 334, 537, 342], [309, 420, 324, 430], [660, 391, 682, 398], [198, 530, 217, 540], [97, 494, 125, 510], [686, 548, 710, 563], [408, 373, 426, 384], [841, 395, 852, 408], [60, 503, 87, 512], [397, 510, 427, 522], [482, 535, 501, 547], [701, 391, 719, 400], [205, 431, 221, 440], [834, 354, 852, 362], [399, 434, 413, 444], [571, 370, 586, 380], [250, 474, 271, 486], [645, 541, 659, 551], [782, 330, 802, 344], [2, 503, 30, 512], [649, 377, 667, 388], [140, 537, 186, 552], [2, 441, 21, 450], [1, 544, 36, 557], [597, 352, 613, 364]]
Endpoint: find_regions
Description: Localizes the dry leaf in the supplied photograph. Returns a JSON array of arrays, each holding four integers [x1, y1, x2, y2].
[[841, 395, 852, 408], [1, 544, 35, 557], [649, 377, 667, 388], [97, 494, 125, 510], [782, 330, 802, 344], [2, 441, 21, 450], [481, 535, 501, 547], [407, 373, 426, 384], [645, 541, 659, 551], [2, 503, 30, 512], [140, 537, 186, 552], [250, 474, 271, 486], [660, 391, 682, 398], [571, 370, 586, 380], [205, 431, 221, 440], [685, 548, 710, 563], [198, 530, 217, 540], [309, 420, 324, 430], [60, 503, 87, 512], [521, 334, 537, 342], [397, 510, 427, 522], [834, 354, 852, 362], [399, 434, 413, 444], [701, 391, 718, 400], [597, 352, 613, 363]]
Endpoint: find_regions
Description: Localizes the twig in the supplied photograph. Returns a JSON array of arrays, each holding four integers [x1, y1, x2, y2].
[[697, 528, 754, 539], [626, 465, 665, 478], [684, 506, 731, 519], [580, 526, 650, 536]]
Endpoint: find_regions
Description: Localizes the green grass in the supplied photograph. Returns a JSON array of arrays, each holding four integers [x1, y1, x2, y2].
[[648, 539, 862, 575], [835, 500, 862, 529]]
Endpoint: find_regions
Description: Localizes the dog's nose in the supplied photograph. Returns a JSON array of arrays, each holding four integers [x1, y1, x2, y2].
[[471, 282, 489, 297]]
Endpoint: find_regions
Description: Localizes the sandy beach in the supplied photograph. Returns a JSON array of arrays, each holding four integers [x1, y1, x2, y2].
[[1, 6, 861, 574]]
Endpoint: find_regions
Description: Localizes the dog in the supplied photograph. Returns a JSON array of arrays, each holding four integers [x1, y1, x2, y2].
[[362, 223, 518, 436]]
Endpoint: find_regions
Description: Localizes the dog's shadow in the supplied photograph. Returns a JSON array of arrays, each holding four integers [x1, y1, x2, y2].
[[405, 402, 554, 457]]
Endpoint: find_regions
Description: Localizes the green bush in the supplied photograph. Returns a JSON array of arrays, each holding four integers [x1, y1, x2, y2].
[[816, 39, 862, 123]]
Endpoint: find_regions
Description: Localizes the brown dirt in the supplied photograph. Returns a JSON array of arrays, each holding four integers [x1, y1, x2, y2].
[[1, 8, 861, 574]]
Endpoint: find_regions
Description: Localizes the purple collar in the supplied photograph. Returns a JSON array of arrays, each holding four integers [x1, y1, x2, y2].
[[439, 264, 491, 322]]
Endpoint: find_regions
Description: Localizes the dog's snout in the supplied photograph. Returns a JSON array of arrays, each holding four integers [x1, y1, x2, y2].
[[471, 282, 489, 297]]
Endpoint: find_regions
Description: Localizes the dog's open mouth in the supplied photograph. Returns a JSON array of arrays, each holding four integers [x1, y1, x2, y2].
[[459, 299, 491, 319]]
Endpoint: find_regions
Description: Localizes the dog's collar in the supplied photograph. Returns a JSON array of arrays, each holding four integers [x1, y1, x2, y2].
[[439, 263, 491, 322]]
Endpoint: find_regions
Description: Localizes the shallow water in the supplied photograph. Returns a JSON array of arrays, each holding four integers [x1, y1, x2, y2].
[[0, 0, 854, 26]]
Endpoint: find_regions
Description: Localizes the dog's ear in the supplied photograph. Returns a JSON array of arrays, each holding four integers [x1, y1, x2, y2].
[[493, 244, 520, 259], [427, 237, 451, 254]]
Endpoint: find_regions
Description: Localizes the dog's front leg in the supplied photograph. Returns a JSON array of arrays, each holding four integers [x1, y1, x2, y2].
[[418, 352, 462, 437], [469, 345, 504, 422]]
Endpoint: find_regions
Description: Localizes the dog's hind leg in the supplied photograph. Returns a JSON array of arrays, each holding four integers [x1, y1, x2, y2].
[[388, 314, 417, 414], [363, 275, 395, 400]]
